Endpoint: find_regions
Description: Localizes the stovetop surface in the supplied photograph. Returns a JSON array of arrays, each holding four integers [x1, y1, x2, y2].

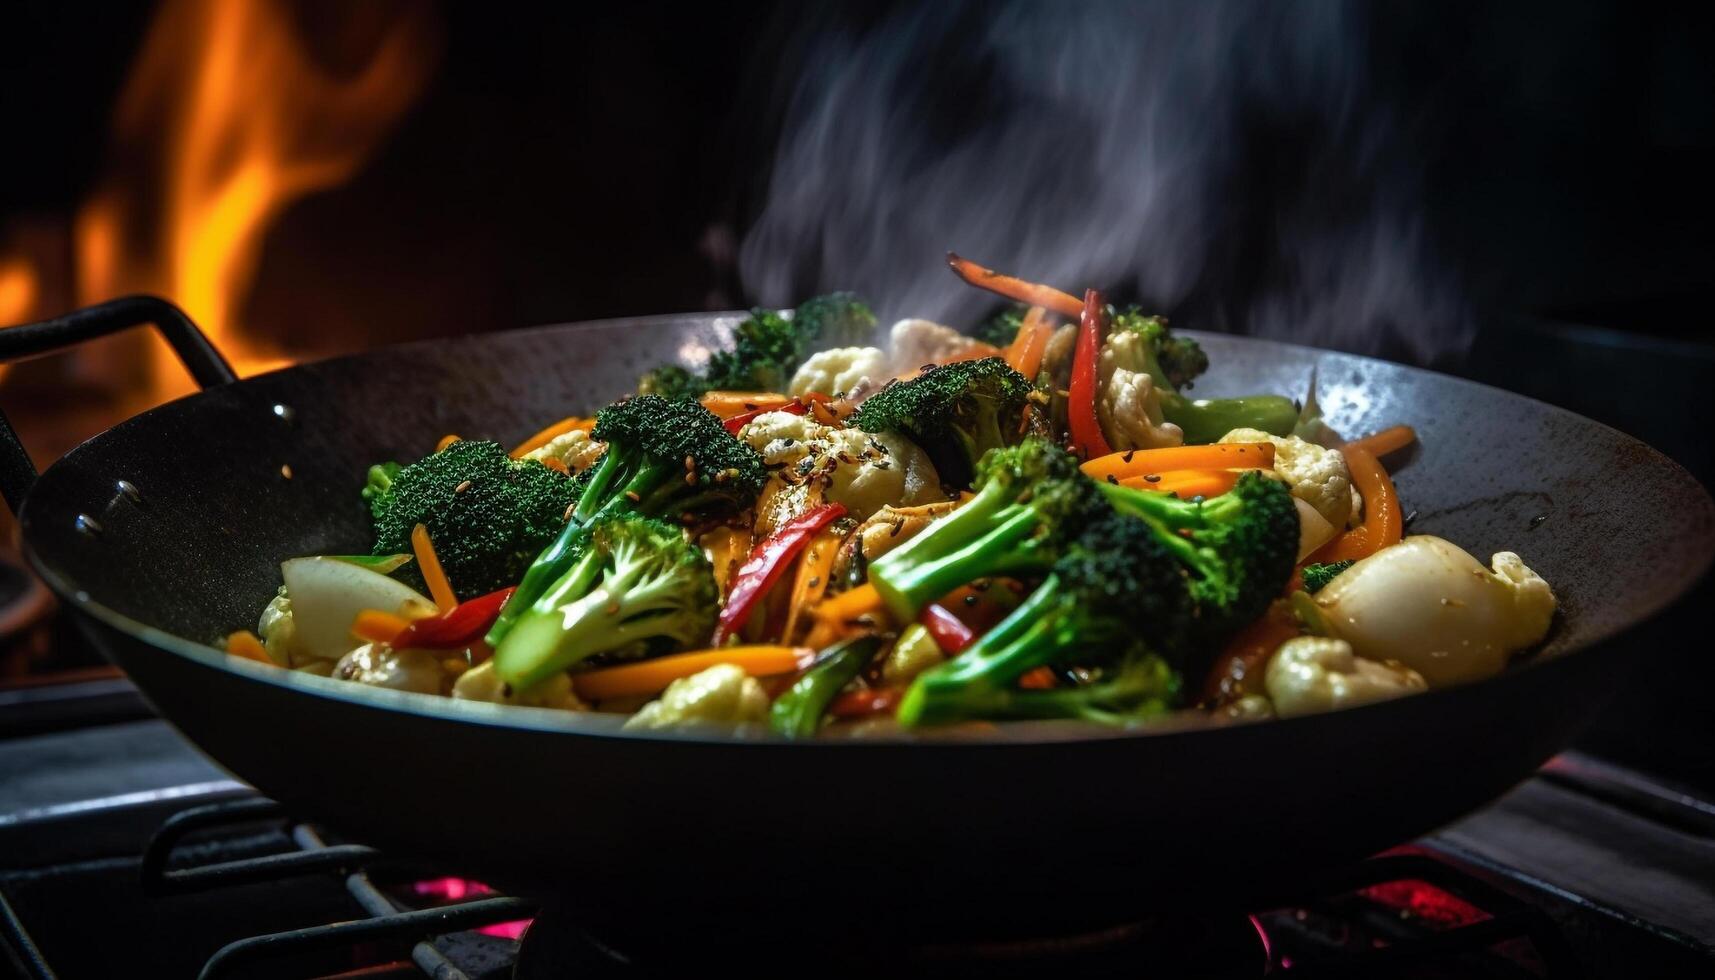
[[2, 718, 1712, 978]]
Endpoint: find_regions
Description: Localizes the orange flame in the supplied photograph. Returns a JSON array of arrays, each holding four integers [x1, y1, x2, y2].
[[75, 0, 437, 398], [0, 256, 36, 327]]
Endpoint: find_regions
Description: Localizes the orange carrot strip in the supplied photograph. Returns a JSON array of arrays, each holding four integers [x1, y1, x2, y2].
[[1309, 447, 1402, 563], [1342, 424, 1417, 458], [435, 434, 462, 452], [411, 523, 457, 611], [572, 645, 812, 701], [510, 416, 594, 459], [1018, 666, 1056, 690], [1119, 469, 1241, 499], [945, 253, 1084, 318], [1011, 317, 1053, 380], [351, 609, 409, 646], [540, 457, 570, 475], [782, 526, 846, 644], [699, 391, 795, 420], [811, 583, 887, 627], [1082, 443, 1275, 481], [226, 630, 271, 664]]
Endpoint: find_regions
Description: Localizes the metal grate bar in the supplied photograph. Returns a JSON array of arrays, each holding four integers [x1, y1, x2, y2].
[[140, 797, 379, 896]]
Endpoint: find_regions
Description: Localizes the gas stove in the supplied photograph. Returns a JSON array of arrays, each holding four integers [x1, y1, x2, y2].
[[1, 719, 1711, 978]]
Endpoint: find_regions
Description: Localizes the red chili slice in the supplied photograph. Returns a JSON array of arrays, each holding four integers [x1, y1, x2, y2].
[[1067, 287, 1114, 460], [392, 587, 516, 649], [712, 503, 847, 644]]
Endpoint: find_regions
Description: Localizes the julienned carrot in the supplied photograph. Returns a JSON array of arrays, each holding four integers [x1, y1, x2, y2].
[[571, 645, 813, 701], [510, 416, 594, 459], [1342, 424, 1416, 458], [945, 253, 1084, 318], [351, 609, 410, 645], [699, 391, 795, 420], [1019, 667, 1056, 690], [226, 630, 271, 664], [782, 526, 846, 644], [802, 584, 891, 650], [1005, 307, 1053, 380], [411, 523, 458, 611], [1082, 443, 1275, 481], [1118, 468, 1240, 499], [1309, 447, 1401, 563], [435, 434, 462, 452]]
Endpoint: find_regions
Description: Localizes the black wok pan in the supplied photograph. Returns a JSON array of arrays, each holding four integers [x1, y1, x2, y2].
[[5, 297, 1713, 945]]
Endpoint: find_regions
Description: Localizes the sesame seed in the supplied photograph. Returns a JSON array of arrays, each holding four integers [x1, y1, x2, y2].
[[280, 464, 293, 479], [455, 479, 472, 493], [685, 471, 698, 485], [1105, 474, 1118, 485], [1144, 473, 1162, 483], [625, 490, 642, 502], [807, 576, 820, 588], [684, 455, 696, 471], [605, 602, 621, 615], [1122, 450, 1136, 463], [563, 503, 576, 521]]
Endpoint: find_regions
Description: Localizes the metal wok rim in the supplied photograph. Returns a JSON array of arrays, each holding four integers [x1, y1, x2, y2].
[[18, 313, 1715, 748]]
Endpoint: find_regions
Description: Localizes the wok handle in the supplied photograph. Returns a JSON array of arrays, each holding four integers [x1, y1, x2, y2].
[[0, 295, 236, 513]]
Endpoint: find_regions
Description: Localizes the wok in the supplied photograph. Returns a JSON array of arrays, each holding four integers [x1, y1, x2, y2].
[[5, 297, 1713, 944]]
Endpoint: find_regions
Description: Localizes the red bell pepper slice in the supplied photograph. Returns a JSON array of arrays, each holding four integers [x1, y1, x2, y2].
[[1067, 287, 1113, 460], [712, 503, 847, 644], [392, 587, 516, 649], [917, 603, 975, 654], [827, 686, 905, 719], [722, 399, 808, 434]]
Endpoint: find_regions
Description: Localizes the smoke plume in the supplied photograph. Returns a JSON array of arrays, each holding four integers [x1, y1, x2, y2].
[[739, 1, 1471, 363]]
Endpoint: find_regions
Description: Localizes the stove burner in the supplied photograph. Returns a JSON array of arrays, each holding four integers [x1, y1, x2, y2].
[[512, 905, 1269, 979]]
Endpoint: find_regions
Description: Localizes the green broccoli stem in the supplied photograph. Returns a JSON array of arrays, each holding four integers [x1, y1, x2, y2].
[[1160, 392, 1299, 445], [485, 449, 675, 645], [1099, 481, 1238, 577], [769, 635, 884, 738], [935, 655, 1177, 726], [868, 480, 1049, 621], [494, 539, 693, 690], [898, 582, 1095, 727]]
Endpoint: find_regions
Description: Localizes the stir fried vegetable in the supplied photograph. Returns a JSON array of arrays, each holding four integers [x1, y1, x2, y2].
[[248, 256, 1560, 734]]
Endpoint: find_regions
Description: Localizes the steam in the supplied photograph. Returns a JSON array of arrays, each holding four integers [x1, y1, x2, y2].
[[739, 1, 1471, 363]]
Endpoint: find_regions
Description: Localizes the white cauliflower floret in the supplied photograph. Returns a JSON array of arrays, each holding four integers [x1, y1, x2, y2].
[[739, 411, 943, 523], [623, 663, 769, 731], [1220, 427, 1352, 529], [1308, 536, 1557, 687], [888, 319, 986, 373], [789, 346, 889, 399], [522, 428, 605, 473], [333, 643, 447, 695], [256, 587, 296, 667], [1265, 635, 1427, 719], [451, 660, 587, 710], [1098, 330, 1185, 451]]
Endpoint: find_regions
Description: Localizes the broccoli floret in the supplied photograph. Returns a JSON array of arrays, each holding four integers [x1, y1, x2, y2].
[[790, 292, 877, 359], [850, 357, 1036, 488], [487, 395, 765, 643], [366, 441, 578, 600], [492, 513, 717, 691], [868, 437, 1106, 621], [635, 293, 877, 398], [897, 513, 1191, 727], [636, 364, 708, 402], [1300, 559, 1356, 594], [705, 308, 798, 392], [975, 304, 1026, 347], [1110, 309, 1296, 444], [362, 462, 402, 507], [1099, 470, 1299, 643]]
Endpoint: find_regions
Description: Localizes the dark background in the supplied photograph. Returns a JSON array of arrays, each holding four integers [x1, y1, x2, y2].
[[0, 1, 1712, 783]]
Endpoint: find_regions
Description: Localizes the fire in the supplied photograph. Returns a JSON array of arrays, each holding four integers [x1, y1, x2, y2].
[[0, 256, 36, 326], [72, 0, 437, 398]]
